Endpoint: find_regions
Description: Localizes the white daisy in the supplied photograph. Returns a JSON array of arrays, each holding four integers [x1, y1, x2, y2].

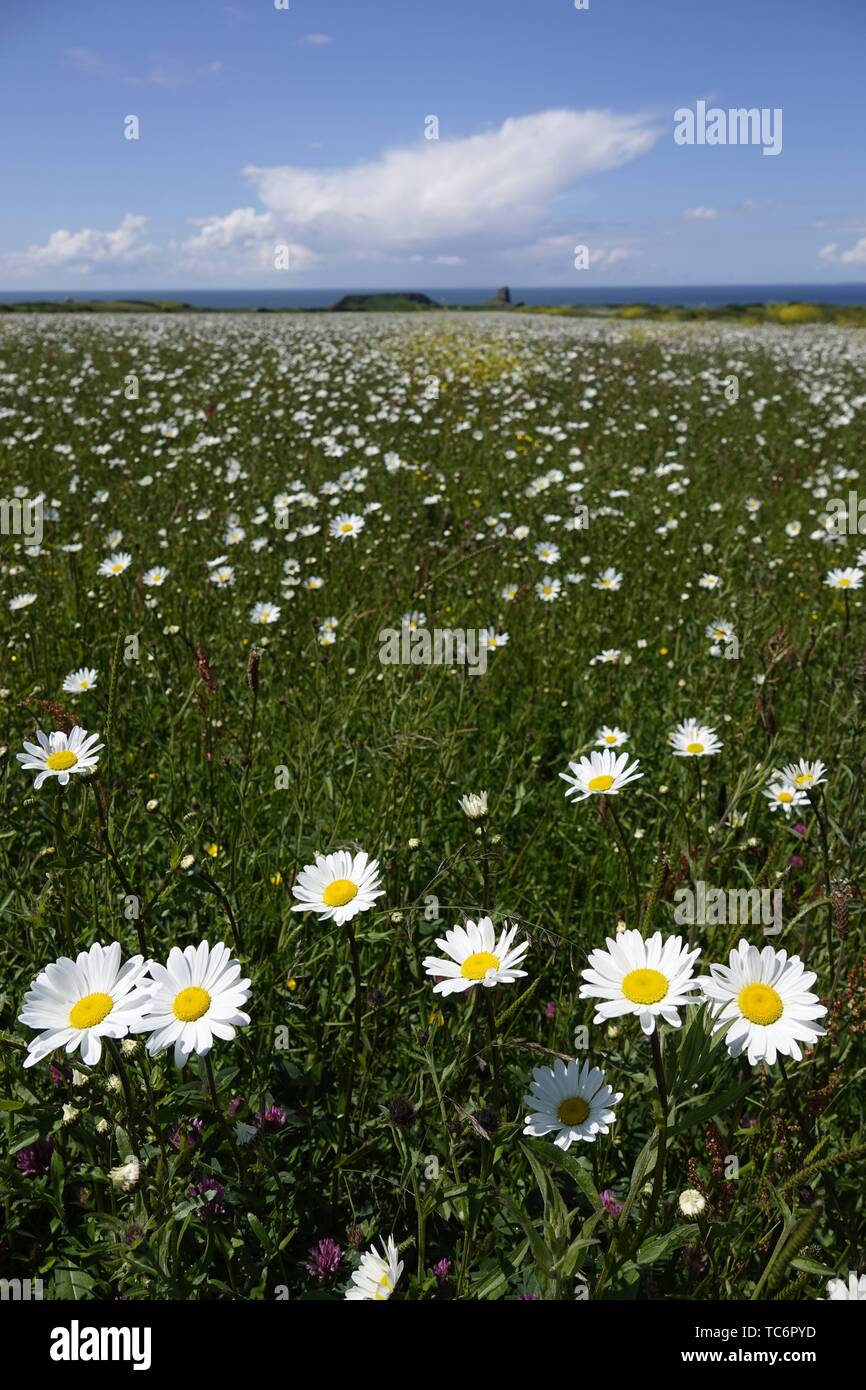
[[329, 512, 365, 540], [250, 601, 280, 625], [480, 628, 509, 651], [774, 758, 827, 790], [459, 790, 488, 820], [143, 566, 170, 587], [560, 748, 643, 801], [523, 1058, 622, 1150], [580, 929, 701, 1035], [593, 566, 622, 591], [700, 940, 826, 1066], [763, 782, 810, 817], [705, 619, 735, 643], [535, 575, 561, 602], [826, 1272, 866, 1301], [698, 573, 722, 590], [9, 592, 37, 611], [136, 940, 252, 1068], [210, 565, 235, 588], [98, 551, 132, 577], [19, 942, 150, 1069], [17, 726, 103, 788], [345, 1236, 403, 1301], [825, 567, 863, 590], [669, 719, 723, 758], [291, 849, 384, 925], [62, 667, 98, 694], [785, 521, 801, 537], [423, 916, 529, 996], [535, 541, 560, 564], [595, 726, 629, 748]]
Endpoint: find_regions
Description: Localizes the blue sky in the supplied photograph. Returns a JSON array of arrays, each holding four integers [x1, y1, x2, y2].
[[2, 0, 865, 288]]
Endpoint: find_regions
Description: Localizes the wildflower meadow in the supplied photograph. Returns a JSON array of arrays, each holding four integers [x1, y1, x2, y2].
[[1, 310, 865, 1315]]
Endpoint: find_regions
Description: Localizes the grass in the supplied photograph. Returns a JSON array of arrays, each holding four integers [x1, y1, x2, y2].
[[0, 311, 864, 1301]]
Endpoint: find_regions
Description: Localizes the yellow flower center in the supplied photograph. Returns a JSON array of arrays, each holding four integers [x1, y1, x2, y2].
[[323, 878, 359, 908], [69, 992, 114, 1029], [686, 741, 704, 754], [46, 750, 79, 771], [838, 578, 851, 587], [604, 736, 616, 744], [738, 982, 784, 1026], [558, 1096, 590, 1125], [173, 986, 211, 1021], [588, 773, 615, 792], [622, 968, 668, 1005], [81, 679, 90, 688], [777, 790, 793, 803], [340, 522, 353, 532], [794, 774, 812, 786], [111, 563, 124, 573], [460, 950, 500, 980]]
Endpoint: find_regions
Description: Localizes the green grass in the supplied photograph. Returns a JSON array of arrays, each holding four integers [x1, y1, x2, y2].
[[0, 312, 864, 1301]]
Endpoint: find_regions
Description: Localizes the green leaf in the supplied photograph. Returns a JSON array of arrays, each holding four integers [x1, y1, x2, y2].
[[668, 1079, 751, 1138], [636, 1223, 699, 1264], [536, 1142, 602, 1211], [53, 1266, 98, 1300]]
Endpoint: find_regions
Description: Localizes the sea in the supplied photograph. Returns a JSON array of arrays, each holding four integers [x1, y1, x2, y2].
[[1, 284, 865, 309]]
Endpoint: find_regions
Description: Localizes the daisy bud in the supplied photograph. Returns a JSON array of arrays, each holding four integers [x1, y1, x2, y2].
[[61, 1103, 79, 1126], [109, 1156, 141, 1192], [180, 853, 196, 870], [678, 1188, 707, 1217], [459, 790, 489, 820]]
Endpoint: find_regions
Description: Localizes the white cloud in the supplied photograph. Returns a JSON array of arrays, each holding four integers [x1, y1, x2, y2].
[[179, 208, 318, 274], [684, 205, 719, 220], [818, 238, 866, 265], [237, 108, 657, 257], [512, 233, 637, 271], [2, 214, 155, 273]]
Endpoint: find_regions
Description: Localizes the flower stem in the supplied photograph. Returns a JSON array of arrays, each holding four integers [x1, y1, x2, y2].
[[607, 799, 642, 928]]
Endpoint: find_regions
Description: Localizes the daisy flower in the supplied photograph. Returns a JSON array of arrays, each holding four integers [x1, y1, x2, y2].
[[250, 601, 280, 625], [700, 940, 826, 1066], [669, 719, 722, 758], [19, 942, 150, 1069], [698, 573, 722, 590], [826, 1273, 866, 1301], [501, 583, 519, 602], [595, 726, 629, 748], [459, 790, 488, 819], [423, 917, 529, 996], [535, 541, 560, 564], [825, 567, 863, 590], [329, 513, 365, 540], [143, 566, 170, 587], [401, 610, 426, 630], [345, 1236, 403, 1301], [580, 929, 701, 1035], [98, 551, 132, 578], [9, 592, 37, 610], [763, 782, 810, 817], [785, 521, 801, 537], [536, 575, 561, 601], [774, 758, 827, 790], [480, 628, 509, 652], [17, 727, 103, 788], [705, 619, 735, 643], [62, 667, 98, 694], [291, 849, 384, 925], [560, 748, 643, 800], [210, 565, 235, 588], [523, 1058, 622, 1150], [136, 940, 252, 1068], [593, 566, 622, 591]]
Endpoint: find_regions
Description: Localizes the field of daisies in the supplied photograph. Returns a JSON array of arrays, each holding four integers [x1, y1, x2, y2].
[[1, 310, 865, 1303]]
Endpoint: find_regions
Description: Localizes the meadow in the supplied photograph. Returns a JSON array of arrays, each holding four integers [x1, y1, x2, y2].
[[1, 310, 864, 1302]]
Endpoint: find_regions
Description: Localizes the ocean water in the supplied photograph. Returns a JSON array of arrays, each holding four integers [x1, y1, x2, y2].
[[1, 284, 865, 309]]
